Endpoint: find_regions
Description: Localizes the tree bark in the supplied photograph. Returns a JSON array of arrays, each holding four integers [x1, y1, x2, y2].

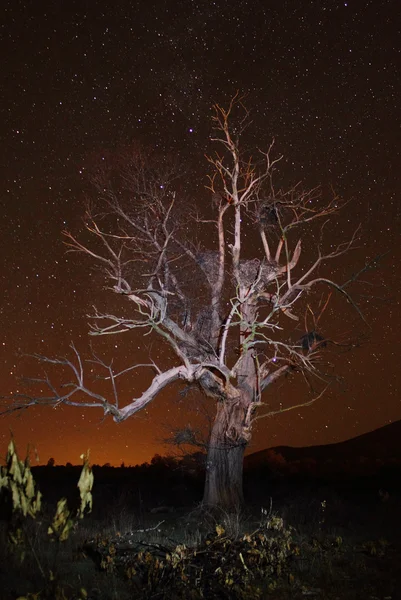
[[202, 396, 249, 510]]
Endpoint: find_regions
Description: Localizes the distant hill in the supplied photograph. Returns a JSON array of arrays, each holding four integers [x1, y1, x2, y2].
[[245, 419, 401, 472]]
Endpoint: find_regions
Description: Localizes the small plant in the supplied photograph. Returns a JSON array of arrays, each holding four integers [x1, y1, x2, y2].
[[0, 438, 43, 560], [47, 452, 93, 543], [0, 438, 93, 598], [0, 439, 42, 517]]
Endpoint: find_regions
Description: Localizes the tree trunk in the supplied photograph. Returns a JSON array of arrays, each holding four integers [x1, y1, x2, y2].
[[202, 396, 250, 510]]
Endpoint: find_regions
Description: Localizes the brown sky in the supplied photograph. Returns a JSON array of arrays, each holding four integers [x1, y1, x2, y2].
[[1, 0, 400, 465]]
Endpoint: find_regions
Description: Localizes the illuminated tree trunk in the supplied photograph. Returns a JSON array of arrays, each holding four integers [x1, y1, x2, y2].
[[202, 395, 251, 510]]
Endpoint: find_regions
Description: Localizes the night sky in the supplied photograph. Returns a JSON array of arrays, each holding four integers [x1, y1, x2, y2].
[[1, 0, 400, 467]]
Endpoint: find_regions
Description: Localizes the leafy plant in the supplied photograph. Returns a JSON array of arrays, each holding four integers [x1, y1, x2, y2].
[[0, 438, 93, 598]]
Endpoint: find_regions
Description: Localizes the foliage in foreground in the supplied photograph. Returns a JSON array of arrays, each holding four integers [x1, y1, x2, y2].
[[85, 511, 296, 599], [1, 441, 297, 599], [0, 438, 93, 599], [1, 444, 397, 599]]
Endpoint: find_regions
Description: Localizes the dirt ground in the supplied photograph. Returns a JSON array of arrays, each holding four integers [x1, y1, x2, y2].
[[1, 481, 400, 599]]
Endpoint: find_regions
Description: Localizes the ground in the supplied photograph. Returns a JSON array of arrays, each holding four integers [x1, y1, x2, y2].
[[0, 470, 400, 599]]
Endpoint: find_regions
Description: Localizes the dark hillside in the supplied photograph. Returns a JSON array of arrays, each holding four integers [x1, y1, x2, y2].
[[245, 419, 401, 470]]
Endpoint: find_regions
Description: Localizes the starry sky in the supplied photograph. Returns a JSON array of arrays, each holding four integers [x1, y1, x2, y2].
[[1, 0, 400, 466]]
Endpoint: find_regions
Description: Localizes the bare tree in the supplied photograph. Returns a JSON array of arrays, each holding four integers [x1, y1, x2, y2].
[[4, 96, 374, 509]]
